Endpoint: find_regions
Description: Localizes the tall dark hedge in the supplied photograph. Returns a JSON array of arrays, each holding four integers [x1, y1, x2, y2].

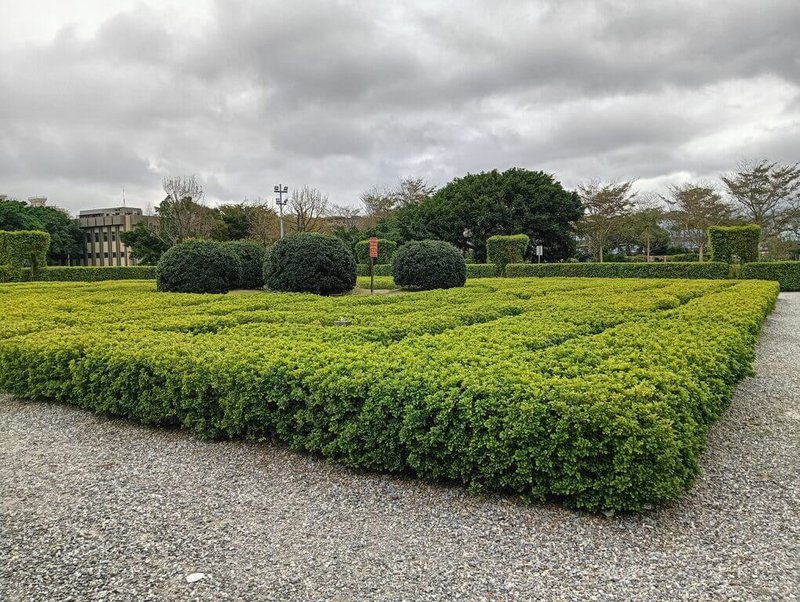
[[378, 168, 582, 262], [354, 238, 398, 265], [393, 240, 466, 290], [263, 232, 356, 295], [708, 225, 761, 263], [0, 230, 51, 274], [156, 240, 242, 294], [486, 234, 530, 273], [223, 240, 267, 289]]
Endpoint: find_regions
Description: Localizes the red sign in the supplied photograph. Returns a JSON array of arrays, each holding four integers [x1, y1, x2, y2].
[[369, 237, 379, 259]]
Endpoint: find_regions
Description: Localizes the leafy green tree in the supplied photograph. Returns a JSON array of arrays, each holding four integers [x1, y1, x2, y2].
[[721, 160, 800, 240], [28, 206, 83, 264], [382, 168, 582, 261], [576, 180, 636, 262], [0, 199, 45, 231], [120, 222, 170, 264], [618, 207, 669, 260], [663, 184, 734, 261], [217, 203, 251, 240]]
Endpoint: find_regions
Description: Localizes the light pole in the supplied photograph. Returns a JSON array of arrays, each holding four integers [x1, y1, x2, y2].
[[274, 184, 288, 238]]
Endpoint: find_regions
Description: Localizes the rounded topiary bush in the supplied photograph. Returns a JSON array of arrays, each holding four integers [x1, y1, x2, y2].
[[263, 232, 356, 295], [156, 240, 242, 294], [392, 240, 466, 290], [223, 240, 267, 289]]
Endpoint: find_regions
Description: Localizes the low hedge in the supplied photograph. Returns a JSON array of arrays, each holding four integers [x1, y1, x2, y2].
[[0, 265, 158, 283], [741, 261, 800, 291], [0, 265, 26, 282], [37, 266, 158, 282], [0, 279, 778, 512], [505, 262, 730, 280], [466, 263, 500, 278], [356, 264, 393, 277]]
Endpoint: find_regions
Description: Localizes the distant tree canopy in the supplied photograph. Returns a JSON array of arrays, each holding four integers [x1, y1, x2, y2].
[[0, 199, 82, 264], [379, 168, 582, 262]]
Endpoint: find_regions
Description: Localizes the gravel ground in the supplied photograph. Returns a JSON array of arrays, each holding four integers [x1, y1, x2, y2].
[[1, 294, 798, 602]]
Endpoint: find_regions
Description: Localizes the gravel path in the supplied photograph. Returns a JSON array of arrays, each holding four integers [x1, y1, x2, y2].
[[1, 294, 798, 602]]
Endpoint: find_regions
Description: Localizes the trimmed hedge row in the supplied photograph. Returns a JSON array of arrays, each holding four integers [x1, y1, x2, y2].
[[741, 261, 800, 292], [37, 266, 158, 282], [0, 265, 158, 282], [0, 278, 778, 511], [356, 264, 393, 277], [466, 263, 500, 278], [505, 262, 731, 280]]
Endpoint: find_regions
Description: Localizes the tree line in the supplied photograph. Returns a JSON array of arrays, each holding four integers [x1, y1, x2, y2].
[[2, 159, 798, 265]]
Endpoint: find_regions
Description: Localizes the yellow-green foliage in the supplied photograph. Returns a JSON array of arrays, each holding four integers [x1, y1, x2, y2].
[[0, 277, 778, 511]]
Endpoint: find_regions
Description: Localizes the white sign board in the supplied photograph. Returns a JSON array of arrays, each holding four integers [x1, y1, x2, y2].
[[535, 245, 543, 256]]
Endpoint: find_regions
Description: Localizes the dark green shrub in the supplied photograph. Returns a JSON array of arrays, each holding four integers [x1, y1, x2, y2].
[[0, 230, 50, 274], [354, 238, 398, 265], [466, 263, 499, 278], [223, 241, 267, 289], [486, 234, 529, 273], [741, 261, 800, 291], [504, 262, 730, 279], [393, 240, 466, 290], [708, 225, 761, 263], [156, 240, 242, 294], [263, 232, 356, 295], [356, 264, 392, 277]]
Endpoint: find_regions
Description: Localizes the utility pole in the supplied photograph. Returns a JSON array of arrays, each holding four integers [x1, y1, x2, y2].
[[274, 184, 289, 238]]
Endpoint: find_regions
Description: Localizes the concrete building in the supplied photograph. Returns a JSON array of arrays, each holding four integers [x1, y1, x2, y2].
[[78, 207, 148, 266], [28, 196, 47, 207]]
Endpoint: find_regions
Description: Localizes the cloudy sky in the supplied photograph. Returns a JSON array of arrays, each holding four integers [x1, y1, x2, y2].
[[1, 0, 798, 214]]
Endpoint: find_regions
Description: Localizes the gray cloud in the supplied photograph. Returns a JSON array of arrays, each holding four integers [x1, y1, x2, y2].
[[0, 0, 798, 213]]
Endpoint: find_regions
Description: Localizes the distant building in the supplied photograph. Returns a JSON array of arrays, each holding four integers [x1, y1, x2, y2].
[[28, 196, 47, 207], [78, 207, 151, 266]]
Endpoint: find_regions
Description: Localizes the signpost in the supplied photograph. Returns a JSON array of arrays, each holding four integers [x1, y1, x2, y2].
[[369, 237, 378, 294], [536, 245, 543, 264]]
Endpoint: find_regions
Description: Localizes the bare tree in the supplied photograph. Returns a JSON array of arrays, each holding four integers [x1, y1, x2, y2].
[[157, 175, 218, 244], [391, 177, 436, 208], [721, 160, 800, 239], [329, 203, 362, 231], [244, 198, 279, 246], [662, 183, 733, 261], [577, 180, 637, 262], [360, 185, 395, 226], [288, 186, 329, 232]]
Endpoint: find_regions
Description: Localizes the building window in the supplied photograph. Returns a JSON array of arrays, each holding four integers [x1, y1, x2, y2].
[[103, 231, 108, 242], [104, 252, 109, 258], [111, 230, 117, 242]]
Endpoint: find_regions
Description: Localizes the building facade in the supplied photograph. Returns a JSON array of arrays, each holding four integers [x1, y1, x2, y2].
[[78, 207, 148, 266]]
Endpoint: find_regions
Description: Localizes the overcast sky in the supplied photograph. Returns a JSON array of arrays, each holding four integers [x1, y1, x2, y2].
[[1, 0, 798, 214]]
